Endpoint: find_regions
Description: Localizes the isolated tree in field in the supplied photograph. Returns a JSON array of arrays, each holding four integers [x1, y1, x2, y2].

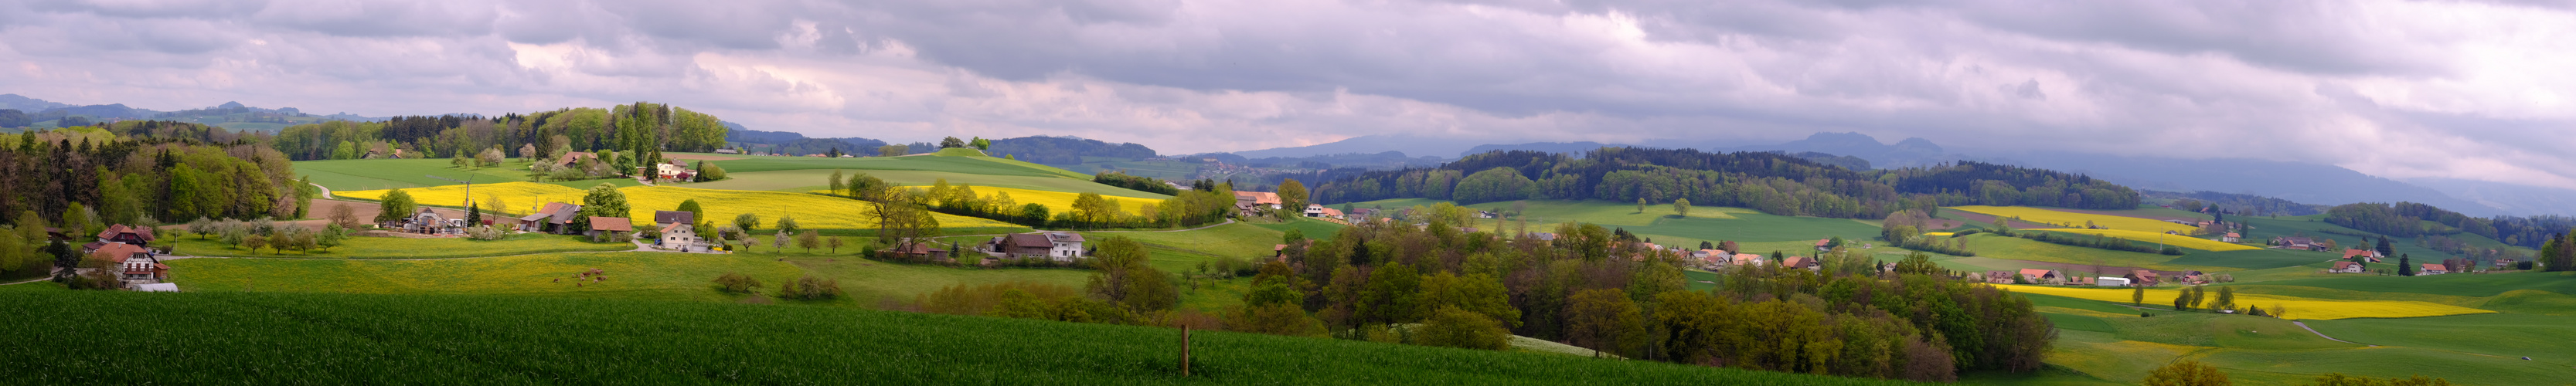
[[2187, 286, 2207, 310], [1565, 288, 1643, 357], [242, 232, 269, 254], [1671, 198, 1691, 218], [826, 235, 846, 254], [2133, 285, 2146, 306], [2141, 360, 2230, 386], [2172, 292, 2190, 311], [318, 224, 345, 251], [828, 169, 846, 196], [1635, 198, 1648, 213], [572, 183, 628, 233], [675, 199, 704, 222], [2398, 255, 2415, 276], [733, 213, 761, 235], [712, 273, 763, 294], [939, 137, 966, 149], [373, 189, 416, 225], [2375, 236, 2394, 259], [970, 137, 992, 151], [772, 229, 789, 251], [796, 231, 819, 252], [1086, 236, 1178, 312], [2214, 286, 2236, 312], [267, 232, 293, 254], [464, 203, 482, 229], [777, 215, 801, 236], [1278, 178, 1308, 215]]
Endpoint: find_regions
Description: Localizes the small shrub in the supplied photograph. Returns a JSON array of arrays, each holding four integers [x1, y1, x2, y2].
[[713, 273, 764, 294], [777, 276, 844, 300]]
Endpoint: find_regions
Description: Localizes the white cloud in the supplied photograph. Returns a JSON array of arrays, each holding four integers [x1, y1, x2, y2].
[[0, 0, 2571, 189]]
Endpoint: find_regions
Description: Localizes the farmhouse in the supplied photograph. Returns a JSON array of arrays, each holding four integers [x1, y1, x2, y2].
[[88, 242, 168, 286], [1781, 256, 1819, 271], [2418, 263, 2449, 275], [1731, 252, 1766, 266], [2125, 270, 2161, 286], [2331, 261, 2365, 273], [1813, 239, 1832, 252], [400, 208, 466, 235], [81, 224, 156, 254], [2221, 232, 2241, 242], [2018, 269, 2061, 284], [648, 161, 697, 181], [1234, 191, 1282, 209], [2342, 249, 2385, 262], [652, 211, 696, 228], [991, 232, 1087, 261], [585, 217, 634, 239], [519, 202, 584, 234]]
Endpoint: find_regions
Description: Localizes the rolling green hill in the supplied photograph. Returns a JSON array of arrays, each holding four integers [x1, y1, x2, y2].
[[0, 290, 1906, 385]]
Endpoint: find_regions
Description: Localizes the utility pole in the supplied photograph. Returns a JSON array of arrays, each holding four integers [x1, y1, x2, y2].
[[427, 174, 475, 208]]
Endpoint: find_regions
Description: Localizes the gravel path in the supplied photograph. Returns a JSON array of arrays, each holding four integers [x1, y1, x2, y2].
[[2292, 321, 2377, 347]]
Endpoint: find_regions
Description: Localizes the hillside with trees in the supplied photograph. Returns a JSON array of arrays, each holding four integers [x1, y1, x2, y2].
[[270, 102, 729, 161], [2325, 201, 2576, 249], [0, 121, 310, 235], [983, 136, 1158, 164], [1316, 147, 2141, 219]]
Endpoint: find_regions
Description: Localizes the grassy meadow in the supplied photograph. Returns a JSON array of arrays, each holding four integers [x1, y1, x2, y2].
[[0, 290, 1907, 385], [339, 183, 1021, 231]]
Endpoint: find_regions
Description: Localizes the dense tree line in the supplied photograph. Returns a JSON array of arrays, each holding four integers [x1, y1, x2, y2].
[[1091, 171, 1179, 195], [2149, 190, 2323, 216], [1316, 147, 2139, 219], [1881, 209, 1975, 256], [0, 124, 308, 249], [1210, 215, 2050, 381], [271, 102, 729, 161], [2013, 230, 2183, 256], [983, 136, 1156, 164], [2318, 202, 2576, 250]]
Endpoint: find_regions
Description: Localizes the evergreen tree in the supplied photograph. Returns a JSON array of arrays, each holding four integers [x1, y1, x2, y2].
[[2397, 254, 2415, 276]]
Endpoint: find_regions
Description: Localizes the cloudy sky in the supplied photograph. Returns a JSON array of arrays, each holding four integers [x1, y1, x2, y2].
[[3, 0, 2574, 188]]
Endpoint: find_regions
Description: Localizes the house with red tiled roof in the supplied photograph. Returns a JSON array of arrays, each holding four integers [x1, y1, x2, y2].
[[585, 217, 633, 239], [2331, 261, 2364, 273], [2418, 263, 2448, 275], [2342, 249, 2385, 262], [1782, 256, 1819, 271], [2018, 269, 2060, 284], [2220, 232, 2241, 242]]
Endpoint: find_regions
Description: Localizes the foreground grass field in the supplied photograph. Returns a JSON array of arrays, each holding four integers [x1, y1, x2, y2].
[[0, 290, 1907, 385]]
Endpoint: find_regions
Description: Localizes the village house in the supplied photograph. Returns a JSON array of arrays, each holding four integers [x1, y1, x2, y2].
[[649, 161, 697, 182], [82, 224, 156, 254], [1983, 271, 2016, 284], [90, 242, 167, 285], [2018, 269, 2061, 284], [1234, 191, 1282, 211], [2220, 232, 2241, 242], [585, 217, 634, 240], [2418, 263, 2449, 275], [2271, 236, 2329, 252], [1781, 256, 1819, 271], [518, 202, 584, 234], [655, 214, 707, 252], [2125, 269, 2162, 286], [1813, 239, 1832, 252], [399, 208, 466, 235], [989, 232, 1087, 262], [1731, 252, 1767, 266], [2342, 249, 2385, 262], [2331, 261, 2366, 273]]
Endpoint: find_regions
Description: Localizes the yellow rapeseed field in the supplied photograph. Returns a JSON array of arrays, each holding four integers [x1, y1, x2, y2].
[[339, 182, 587, 214], [2040, 229, 2260, 252], [914, 186, 1163, 215], [342, 183, 1017, 229], [1922, 232, 1955, 236], [1949, 205, 2198, 234], [2001, 285, 2493, 320]]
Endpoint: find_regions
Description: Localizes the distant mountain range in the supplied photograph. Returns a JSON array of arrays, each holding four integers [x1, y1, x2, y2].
[[1221, 131, 2563, 217], [0, 93, 389, 130]]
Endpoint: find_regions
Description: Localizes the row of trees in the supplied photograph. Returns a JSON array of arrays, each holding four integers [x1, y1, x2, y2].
[[271, 102, 730, 162], [1207, 217, 2050, 381], [1316, 148, 2139, 219], [1880, 209, 1977, 256], [2324, 201, 2576, 250], [2541, 231, 2576, 273]]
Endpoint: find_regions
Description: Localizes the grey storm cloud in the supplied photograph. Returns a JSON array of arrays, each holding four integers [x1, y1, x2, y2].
[[1, 0, 2573, 189]]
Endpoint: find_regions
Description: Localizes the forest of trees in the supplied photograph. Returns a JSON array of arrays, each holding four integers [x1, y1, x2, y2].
[[2149, 190, 2324, 217], [1316, 147, 2141, 219], [2325, 201, 2576, 249], [0, 123, 310, 264], [983, 136, 1157, 164], [270, 102, 728, 161]]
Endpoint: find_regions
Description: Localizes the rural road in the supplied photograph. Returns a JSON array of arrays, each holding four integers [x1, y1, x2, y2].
[[2292, 321, 2376, 347], [311, 182, 335, 199]]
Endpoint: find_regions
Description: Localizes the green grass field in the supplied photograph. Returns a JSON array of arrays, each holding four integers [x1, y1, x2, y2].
[[297, 159, 549, 191], [162, 232, 636, 259], [0, 290, 1905, 384], [1341, 199, 1881, 249]]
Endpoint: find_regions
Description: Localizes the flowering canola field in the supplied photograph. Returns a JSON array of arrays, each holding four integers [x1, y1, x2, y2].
[[903, 186, 1163, 215], [343, 182, 1017, 229], [2000, 285, 2492, 320], [2039, 229, 2260, 252], [1949, 205, 2198, 234]]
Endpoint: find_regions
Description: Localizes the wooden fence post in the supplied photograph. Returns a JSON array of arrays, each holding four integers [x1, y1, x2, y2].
[[1182, 325, 1192, 377]]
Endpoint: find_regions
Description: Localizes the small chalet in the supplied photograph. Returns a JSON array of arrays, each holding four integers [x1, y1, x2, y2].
[[1303, 204, 1329, 218], [1813, 239, 1832, 252], [585, 217, 634, 239], [90, 243, 167, 284], [1731, 253, 1767, 266], [652, 211, 696, 228], [650, 161, 697, 181], [2331, 261, 2364, 273], [992, 233, 1055, 259], [2018, 269, 2060, 284], [2220, 232, 2241, 242], [1040, 232, 1086, 260], [2342, 249, 2385, 262], [2418, 263, 2448, 275], [658, 222, 707, 252], [519, 202, 584, 234]]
